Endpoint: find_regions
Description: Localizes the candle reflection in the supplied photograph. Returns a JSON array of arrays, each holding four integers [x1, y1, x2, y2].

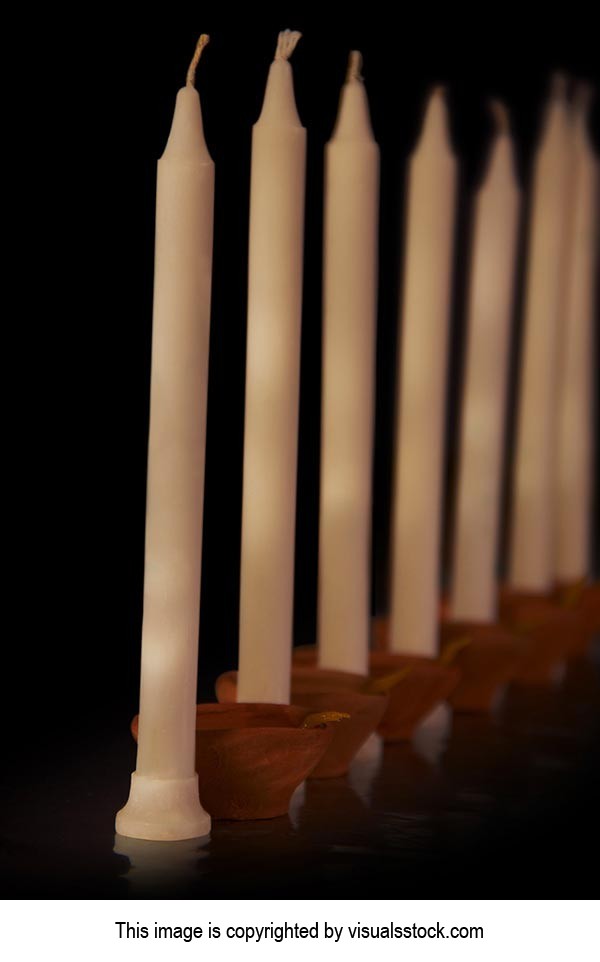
[[370, 741, 448, 824], [348, 733, 383, 804], [288, 781, 306, 830], [412, 702, 453, 765], [114, 834, 210, 895], [297, 778, 373, 848]]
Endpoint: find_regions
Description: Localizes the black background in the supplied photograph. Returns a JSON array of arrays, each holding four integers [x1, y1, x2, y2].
[[3, 4, 599, 897], [60, 5, 600, 727]]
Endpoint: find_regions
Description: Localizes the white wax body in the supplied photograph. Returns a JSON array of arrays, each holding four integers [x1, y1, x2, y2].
[[508, 95, 572, 591], [237, 60, 306, 704], [449, 133, 520, 621], [555, 109, 598, 582], [318, 78, 380, 676], [135, 87, 214, 778], [390, 91, 457, 657]]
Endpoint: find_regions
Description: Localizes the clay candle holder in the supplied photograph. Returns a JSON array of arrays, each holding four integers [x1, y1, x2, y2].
[[131, 703, 337, 820], [290, 644, 460, 743], [290, 667, 389, 777], [216, 669, 387, 778], [368, 650, 460, 741], [438, 620, 524, 712], [498, 587, 591, 683], [553, 579, 600, 640]]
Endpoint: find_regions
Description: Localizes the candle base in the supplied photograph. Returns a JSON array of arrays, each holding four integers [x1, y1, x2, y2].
[[291, 643, 460, 743], [115, 772, 211, 842], [439, 620, 523, 713], [130, 703, 336, 820], [216, 669, 384, 779]]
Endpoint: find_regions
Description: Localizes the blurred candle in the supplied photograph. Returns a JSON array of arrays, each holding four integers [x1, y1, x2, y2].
[[450, 103, 521, 621], [318, 52, 379, 676], [555, 85, 598, 583], [116, 37, 213, 841], [508, 77, 572, 591], [237, 31, 306, 704], [390, 88, 457, 656]]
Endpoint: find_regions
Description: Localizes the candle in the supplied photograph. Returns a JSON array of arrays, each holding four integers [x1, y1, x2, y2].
[[555, 85, 598, 583], [318, 52, 379, 677], [237, 31, 306, 704], [116, 36, 213, 841], [508, 77, 572, 591], [449, 103, 521, 622], [389, 88, 457, 657]]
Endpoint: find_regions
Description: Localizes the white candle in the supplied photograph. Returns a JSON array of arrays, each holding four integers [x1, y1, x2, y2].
[[555, 85, 598, 583], [116, 37, 213, 841], [389, 88, 457, 656], [449, 103, 521, 622], [508, 77, 573, 591], [237, 31, 306, 704], [318, 52, 379, 677]]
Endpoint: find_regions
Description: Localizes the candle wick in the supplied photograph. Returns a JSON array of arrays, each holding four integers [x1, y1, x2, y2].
[[274, 29, 302, 62], [346, 50, 363, 82], [186, 33, 210, 88]]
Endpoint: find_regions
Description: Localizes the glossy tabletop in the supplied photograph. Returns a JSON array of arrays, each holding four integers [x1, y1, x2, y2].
[[2, 643, 599, 898]]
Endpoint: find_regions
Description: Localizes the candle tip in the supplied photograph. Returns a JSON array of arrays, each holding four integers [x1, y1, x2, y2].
[[489, 99, 510, 134], [346, 50, 363, 82], [550, 71, 568, 101], [186, 33, 210, 88], [430, 83, 446, 99], [274, 29, 302, 62]]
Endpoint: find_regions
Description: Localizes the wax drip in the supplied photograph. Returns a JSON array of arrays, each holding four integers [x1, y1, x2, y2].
[[490, 99, 510, 134], [186, 34, 210, 88], [346, 50, 363, 82], [274, 29, 302, 61]]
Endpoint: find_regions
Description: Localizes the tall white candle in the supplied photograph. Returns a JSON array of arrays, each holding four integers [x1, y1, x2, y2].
[[389, 89, 457, 656], [116, 37, 213, 842], [508, 78, 573, 591], [237, 31, 306, 704], [449, 103, 521, 622], [318, 52, 379, 677], [555, 85, 598, 583]]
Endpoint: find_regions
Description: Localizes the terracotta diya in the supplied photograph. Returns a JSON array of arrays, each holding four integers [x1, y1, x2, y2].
[[368, 650, 460, 740], [130, 703, 338, 820], [216, 669, 387, 778], [498, 587, 592, 683], [553, 579, 600, 639], [438, 620, 524, 712], [375, 616, 522, 716], [290, 644, 460, 743]]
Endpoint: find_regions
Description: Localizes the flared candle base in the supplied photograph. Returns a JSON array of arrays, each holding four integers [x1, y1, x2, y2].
[[116, 772, 211, 842]]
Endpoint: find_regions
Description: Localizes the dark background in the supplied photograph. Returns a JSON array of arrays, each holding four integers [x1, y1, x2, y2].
[[2, 5, 599, 897]]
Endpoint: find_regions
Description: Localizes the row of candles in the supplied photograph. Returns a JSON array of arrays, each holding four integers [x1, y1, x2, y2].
[[116, 31, 598, 841]]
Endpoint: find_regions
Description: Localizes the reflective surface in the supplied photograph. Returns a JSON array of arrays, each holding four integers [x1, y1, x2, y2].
[[2, 644, 599, 897]]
